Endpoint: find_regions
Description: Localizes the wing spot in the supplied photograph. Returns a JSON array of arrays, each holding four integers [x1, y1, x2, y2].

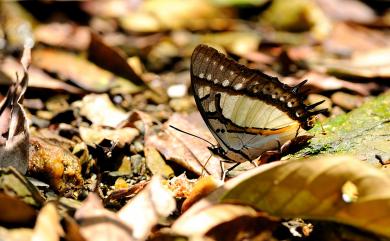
[[222, 79, 229, 87], [214, 79, 219, 83], [220, 66, 224, 71], [199, 73, 204, 78], [280, 96, 285, 101], [234, 83, 243, 90], [272, 94, 276, 99], [207, 74, 212, 80], [230, 71, 234, 75], [287, 102, 293, 108], [213, 61, 217, 65]]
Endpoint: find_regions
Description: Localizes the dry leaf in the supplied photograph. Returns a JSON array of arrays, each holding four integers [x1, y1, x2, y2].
[[0, 44, 30, 174], [34, 23, 91, 50], [32, 203, 64, 241], [284, 72, 381, 96], [75, 193, 134, 241], [173, 204, 279, 241], [79, 126, 139, 148], [0, 192, 36, 225], [218, 155, 390, 238], [0, 167, 45, 207], [0, 227, 33, 241], [182, 175, 222, 212], [146, 112, 222, 179], [32, 49, 143, 93], [144, 146, 174, 178], [88, 32, 145, 86], [316, 0, 376, 24], [118, 176, 176, 240], [0, 57, 84, 94], [73, 94, 129, 128], [119, 0, 231, 32], [326, 48, 390, 79]]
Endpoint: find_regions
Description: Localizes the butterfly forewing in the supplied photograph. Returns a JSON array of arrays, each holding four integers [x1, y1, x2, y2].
[[191, 45, 322, 162]]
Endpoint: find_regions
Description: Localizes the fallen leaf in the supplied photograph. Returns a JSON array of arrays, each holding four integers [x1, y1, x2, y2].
[[32, 48, 143, 93], [32, 203, 64, 241], [173, 204, 279, 241], [79, 126, 139, 148], [218, 155, 390, 238], [0, 167, 45, 207], [316, 0, 376, 24], [0, 227, 33, 241], [182, 175, 222, 212], [0, 57, 84, 94], [119, 0, 231, 32], [199, 31, 261, 56], [118, 176, 176, 240], [75, 193, 134, 241], [0, 192, 36, 225], [284, 71, 381, 96], [0, 44, 30, 174], [88, 32, 145, 86], [144, 146, 174, 179], [34, 23, 90, 50], [326, 48, 390, 79], [331, 92, 366, 111], [73, 94, 129, 128], [324, 22, 389, 53], [146, 112, 222, 179]]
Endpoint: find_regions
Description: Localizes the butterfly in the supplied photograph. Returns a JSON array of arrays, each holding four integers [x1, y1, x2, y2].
[[190, 44, 326, 164]]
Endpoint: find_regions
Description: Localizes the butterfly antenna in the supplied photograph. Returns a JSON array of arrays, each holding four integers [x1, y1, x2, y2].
[[169, 125, 215, 147], [201, 154, 213, 177]]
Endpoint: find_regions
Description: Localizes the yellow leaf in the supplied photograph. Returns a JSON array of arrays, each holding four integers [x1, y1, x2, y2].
[[219, 155, 390, 237]]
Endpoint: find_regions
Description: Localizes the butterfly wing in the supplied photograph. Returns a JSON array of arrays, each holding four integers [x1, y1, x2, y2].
[[191, 45, 323, 162]]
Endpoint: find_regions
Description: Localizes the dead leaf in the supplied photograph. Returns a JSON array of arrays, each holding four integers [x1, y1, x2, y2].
[[32, 49, 143, 93], [75, 193, 134, 241], [32, 203, 64, 241], [326, 48, 390, 79], [283, 71, 381, 96], [73, 94, 129, 128], [118, 0, 232, 32], [88, 32, 145, 86], [118, 176, 176, 240], [0, 57, 84, 94], [218, 155, 390, 238], [331, 92, 366, 110], [0, 227, 33, 241], [34, 23, 91, 50], [173, 204, 279, 241], [144, 146, 174, 179], [0, 167, 45, 207], [182, 175, 222, 212], [0, 44, 30, 174], [146, 112, 222, 179], [0, 192, 36, 225], [316, 0, 376, 24], [79, 126, 139, 148], [324, 22, 389, 53]]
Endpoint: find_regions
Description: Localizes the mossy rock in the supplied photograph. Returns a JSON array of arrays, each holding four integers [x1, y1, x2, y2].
[[289, 91, 390, 166]]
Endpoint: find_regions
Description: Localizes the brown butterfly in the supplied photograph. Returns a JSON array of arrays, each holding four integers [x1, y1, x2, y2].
[[190, 44, 325, 164]]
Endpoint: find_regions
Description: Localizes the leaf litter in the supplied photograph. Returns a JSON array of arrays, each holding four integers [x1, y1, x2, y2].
[[0, 1, 390, 241]]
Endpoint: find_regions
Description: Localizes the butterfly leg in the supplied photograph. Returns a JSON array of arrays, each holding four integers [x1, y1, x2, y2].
[[220, 161, 241, 181]]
